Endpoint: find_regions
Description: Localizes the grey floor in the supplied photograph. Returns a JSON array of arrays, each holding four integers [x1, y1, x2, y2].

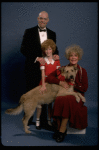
[[1, 100, 98, 146]]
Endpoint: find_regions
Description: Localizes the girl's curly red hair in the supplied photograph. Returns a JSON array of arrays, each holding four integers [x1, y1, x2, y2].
[[41, 39, 56, 56]]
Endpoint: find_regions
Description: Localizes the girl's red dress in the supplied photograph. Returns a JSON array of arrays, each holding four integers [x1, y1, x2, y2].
[[46, 64, 88, 129], [39, 57, 61, 85]]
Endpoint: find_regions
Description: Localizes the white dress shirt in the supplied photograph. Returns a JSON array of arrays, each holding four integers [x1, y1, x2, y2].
[[38, 27, 47, 44], [34, 26, 48, 63]]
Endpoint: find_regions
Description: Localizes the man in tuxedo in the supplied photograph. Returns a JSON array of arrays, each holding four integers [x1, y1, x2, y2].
[[20, 11, 59, 128]]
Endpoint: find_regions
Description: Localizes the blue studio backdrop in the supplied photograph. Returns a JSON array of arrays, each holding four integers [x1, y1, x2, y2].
[[1, 2, 98, 146], [1, 2, 98, 104]]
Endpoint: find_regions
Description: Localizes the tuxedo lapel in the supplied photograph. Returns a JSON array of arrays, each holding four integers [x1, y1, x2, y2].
[[34, 25, 41, 45], [47, 27, 55, 40], [47, 28, 50, 39]]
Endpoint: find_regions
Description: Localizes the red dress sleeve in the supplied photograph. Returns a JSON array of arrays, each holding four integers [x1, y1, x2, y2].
[[55, 61, 65, 81], [46, 67, 66, 84], [40, 63, 45, 70], [56, 60, 61, 69], [56, 69, 65, 81], [46, 70, 60, 84]]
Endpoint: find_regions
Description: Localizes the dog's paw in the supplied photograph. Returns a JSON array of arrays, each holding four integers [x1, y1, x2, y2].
[[27, 126, 30, 129], [76, 97, 80, 103], [25, 130, 31, 134], [82, 97, 86, 103]]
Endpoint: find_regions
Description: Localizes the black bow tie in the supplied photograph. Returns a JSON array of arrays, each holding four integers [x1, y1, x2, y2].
[[39, 29, 46, 32], [38, 26, 46, 32]]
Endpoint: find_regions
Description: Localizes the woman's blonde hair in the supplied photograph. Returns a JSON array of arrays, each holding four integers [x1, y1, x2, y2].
[[41, 39, 56, 56], [65, 44, 83, 60]]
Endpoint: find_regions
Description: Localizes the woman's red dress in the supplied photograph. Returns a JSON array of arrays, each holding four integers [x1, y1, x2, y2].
[[52, 96, 87, 129], [46, 64, 88, 129]]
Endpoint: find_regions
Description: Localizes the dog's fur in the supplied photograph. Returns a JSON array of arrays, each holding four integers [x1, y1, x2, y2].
[[5, 66, 85, 134]]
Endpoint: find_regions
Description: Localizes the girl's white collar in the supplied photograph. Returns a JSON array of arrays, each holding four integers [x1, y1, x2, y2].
[[44, 57, 55, 65]]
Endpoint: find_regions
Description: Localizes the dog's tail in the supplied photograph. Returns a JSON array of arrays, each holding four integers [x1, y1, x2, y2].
[[5, 95, 24, 115], [5, 104, 23, 115]]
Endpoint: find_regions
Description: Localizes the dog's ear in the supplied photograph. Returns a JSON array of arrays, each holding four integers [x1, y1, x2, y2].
[[59, 66, 65, 73]]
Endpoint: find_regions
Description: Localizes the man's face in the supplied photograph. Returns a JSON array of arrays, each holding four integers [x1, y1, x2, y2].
[[37, 12, 49, 29]]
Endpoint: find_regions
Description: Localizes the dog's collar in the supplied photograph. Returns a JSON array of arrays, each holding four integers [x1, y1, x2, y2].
[[68, 82, 75, 86]]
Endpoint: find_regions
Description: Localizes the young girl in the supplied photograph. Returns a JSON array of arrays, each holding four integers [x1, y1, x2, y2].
[[36, 39, 65, 129]]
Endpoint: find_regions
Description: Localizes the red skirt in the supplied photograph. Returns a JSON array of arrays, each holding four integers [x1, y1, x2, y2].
[[52, 95, 88, 129]]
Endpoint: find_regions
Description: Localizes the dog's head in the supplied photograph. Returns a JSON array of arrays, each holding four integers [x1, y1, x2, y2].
[[59, 66, 78, 82]]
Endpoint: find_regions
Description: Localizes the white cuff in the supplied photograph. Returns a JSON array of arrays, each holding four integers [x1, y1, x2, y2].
[[40, 66, 45, 70], [56, 66, 61, 69]]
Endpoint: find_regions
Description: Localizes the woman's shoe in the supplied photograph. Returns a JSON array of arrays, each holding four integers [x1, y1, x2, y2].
[[56, 129, 67, 143], [53, 130, 59, 139]]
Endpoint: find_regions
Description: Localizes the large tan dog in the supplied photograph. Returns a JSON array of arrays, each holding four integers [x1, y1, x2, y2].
[[5, 66, 85, 134]]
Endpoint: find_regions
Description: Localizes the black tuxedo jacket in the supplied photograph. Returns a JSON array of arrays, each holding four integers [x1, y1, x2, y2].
[[20, 25, 59, 73], [20, 25, 59, 90]]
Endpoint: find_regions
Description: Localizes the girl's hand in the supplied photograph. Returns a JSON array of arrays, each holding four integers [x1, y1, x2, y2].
[[39, 85, 47, 94]]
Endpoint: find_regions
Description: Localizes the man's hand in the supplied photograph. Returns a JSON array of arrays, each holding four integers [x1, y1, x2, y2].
[[36, 57, 46, 65], [59, 81, 69, 89], [53, 55, 59, 60]]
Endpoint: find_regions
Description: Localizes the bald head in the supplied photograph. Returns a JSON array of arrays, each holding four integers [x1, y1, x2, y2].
[[38, 11, 49, 18], [37, 11, 49, 29]]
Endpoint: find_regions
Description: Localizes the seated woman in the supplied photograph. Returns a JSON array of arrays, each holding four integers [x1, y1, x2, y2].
[[46, 44, 88, 142]]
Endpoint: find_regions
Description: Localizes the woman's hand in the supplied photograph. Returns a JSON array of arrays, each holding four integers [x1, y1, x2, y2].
[[59, 81, 69, 89], [39, 84, 47, 94]]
